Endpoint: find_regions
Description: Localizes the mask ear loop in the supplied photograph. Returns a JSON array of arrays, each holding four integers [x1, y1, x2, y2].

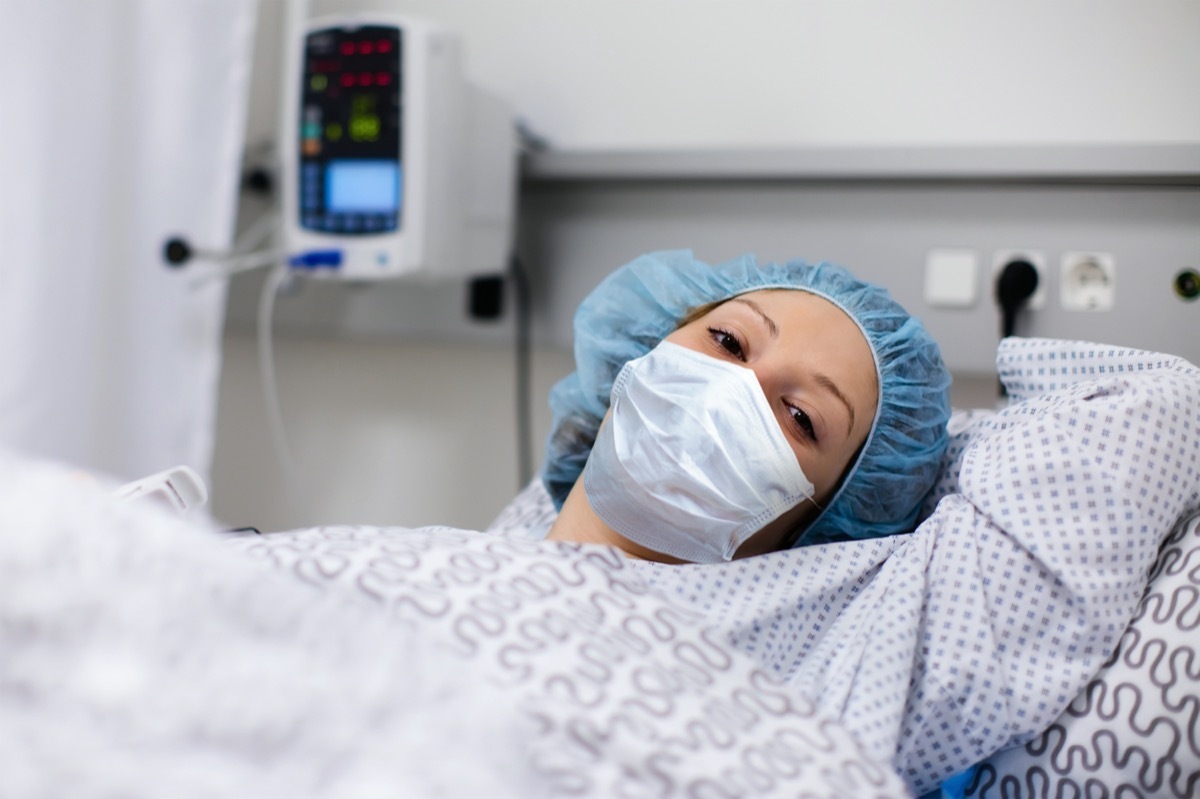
[[778, 494, 826, 550]]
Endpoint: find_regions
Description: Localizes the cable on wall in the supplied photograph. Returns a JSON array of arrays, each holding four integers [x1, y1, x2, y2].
[[256, 263, 302, 497], [510, 253, 533, 489], [994, 258, 1040, 397]]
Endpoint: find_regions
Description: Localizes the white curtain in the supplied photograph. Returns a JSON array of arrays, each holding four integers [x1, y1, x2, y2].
[[0, 0, 257, 482]]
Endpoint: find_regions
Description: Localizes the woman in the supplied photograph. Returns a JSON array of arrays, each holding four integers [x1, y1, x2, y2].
[[542, 250, 952, 563]]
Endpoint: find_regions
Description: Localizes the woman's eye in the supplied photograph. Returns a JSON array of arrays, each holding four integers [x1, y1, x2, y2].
[[707, 327, 745, 360], [788, 404, 818, 442]]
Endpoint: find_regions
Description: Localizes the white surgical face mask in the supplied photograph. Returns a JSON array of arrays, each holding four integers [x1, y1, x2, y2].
[[583, 340, 815, 563]]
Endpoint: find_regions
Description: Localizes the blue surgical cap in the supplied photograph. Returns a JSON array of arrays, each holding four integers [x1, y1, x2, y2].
[[542, 250, 952, 547]]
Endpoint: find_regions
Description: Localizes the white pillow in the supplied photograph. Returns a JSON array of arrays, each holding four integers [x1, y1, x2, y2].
[[966, 509, 1200, 798]]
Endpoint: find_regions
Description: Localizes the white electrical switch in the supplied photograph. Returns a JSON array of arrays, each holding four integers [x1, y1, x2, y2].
[[925, 249, 979, 308]]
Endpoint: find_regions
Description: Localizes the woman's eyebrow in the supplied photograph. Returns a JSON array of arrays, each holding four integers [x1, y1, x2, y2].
[[813, 373, 856, 437], [730, 298, 778, 338]]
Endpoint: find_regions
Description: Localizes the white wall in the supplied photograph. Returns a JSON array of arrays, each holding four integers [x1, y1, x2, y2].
[[249, 0, 1200, 150], [210, 0, 1200, 532], [211, 332, 575, 531]]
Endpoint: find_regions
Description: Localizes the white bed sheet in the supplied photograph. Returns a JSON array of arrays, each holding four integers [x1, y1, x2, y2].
[[0, 456, 536, 798], [0, 449, 907, 799]]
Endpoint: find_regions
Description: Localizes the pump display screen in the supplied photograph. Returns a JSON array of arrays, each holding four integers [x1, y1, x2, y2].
[[326, 160, 400, 213], [298, 25, 402, 235]]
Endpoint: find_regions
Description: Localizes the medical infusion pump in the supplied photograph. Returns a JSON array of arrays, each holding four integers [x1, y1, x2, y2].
[[281, 15, 517, 280]]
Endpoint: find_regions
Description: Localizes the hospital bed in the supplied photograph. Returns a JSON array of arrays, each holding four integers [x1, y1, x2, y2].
[[2, 337, 1197, 798]]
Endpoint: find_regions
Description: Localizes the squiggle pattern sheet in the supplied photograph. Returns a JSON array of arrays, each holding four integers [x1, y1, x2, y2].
[[228, 525, 910, 798], [0, 448, 908, 798]]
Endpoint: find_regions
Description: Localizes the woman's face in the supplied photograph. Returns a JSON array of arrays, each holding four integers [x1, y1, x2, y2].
[[664, 289, 879, 557]]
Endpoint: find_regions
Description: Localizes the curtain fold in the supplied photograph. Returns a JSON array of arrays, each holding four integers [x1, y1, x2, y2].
[[0, 0, 258, 482]]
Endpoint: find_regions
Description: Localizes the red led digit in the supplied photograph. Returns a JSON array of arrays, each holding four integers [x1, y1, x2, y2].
[[375, 72, 391, 86], [377, 39, 392, 53], [359, 41, 374, 55]]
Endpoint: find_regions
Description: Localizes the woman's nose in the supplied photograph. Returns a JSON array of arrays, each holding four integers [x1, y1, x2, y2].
[[749, 349, 788, 386], [748, 362, 780, 402]]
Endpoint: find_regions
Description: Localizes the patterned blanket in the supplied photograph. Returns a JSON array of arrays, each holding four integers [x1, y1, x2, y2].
[[0, 451, 906, 798]]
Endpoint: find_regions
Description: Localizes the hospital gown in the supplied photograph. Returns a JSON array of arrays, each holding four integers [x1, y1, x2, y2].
[[625, 338, 1200, 793], [492, 336, 1200, 795]]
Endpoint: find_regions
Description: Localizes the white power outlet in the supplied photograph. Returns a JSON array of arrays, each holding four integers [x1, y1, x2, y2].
[[992, 250, 1047, 309], [1060, 252, 1116, 311]]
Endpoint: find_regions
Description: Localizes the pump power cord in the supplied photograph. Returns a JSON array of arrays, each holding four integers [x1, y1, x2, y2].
[[257, 263, 302, 496]]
